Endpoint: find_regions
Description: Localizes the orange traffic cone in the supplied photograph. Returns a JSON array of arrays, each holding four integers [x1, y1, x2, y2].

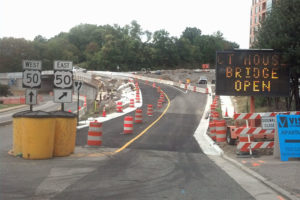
[[225, 107, 229, 117], [102, 106, 106, 117]]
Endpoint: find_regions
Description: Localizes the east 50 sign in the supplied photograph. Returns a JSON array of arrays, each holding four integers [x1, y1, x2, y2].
[[216, 50, 289, 96]]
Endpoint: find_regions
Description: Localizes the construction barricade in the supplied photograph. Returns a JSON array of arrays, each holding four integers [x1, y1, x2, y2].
[[124, 116, 133, 134], [87, 121, 102, 146], [147, 104, 153, 116], [135, 109, 143, 123]]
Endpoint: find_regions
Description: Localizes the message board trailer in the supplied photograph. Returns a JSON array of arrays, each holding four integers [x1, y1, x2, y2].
[[216, 49, 289, 96]]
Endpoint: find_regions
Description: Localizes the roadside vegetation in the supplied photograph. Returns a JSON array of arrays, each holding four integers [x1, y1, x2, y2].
[[253, 0, 300, 111], [0, 21, 238, 73]]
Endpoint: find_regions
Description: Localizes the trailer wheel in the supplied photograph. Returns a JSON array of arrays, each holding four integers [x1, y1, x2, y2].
[[226, 127, 236, 145]]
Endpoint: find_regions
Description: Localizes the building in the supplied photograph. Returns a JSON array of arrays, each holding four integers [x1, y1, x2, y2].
[[249, 0, 274, 47]]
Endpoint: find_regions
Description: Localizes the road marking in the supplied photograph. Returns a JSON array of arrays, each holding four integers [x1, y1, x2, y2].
[[113, 89, 171, 154]]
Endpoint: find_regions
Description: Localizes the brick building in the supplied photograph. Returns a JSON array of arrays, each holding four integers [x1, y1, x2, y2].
[[249, 0, 274, 47]]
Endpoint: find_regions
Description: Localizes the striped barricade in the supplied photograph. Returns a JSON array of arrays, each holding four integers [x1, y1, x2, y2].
[[237, 141, 274, 152], [234, 111, 300, 120]]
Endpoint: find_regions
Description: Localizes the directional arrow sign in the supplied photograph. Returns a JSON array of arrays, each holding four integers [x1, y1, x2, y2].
[[25, 89, 37, 105], [74, 81, 83, 91], [54, 89, 72, 103]]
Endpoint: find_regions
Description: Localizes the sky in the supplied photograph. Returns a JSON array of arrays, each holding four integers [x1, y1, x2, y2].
[[0, 0, 252, 48]]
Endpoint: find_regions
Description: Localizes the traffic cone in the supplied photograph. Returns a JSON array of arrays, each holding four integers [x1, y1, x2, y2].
[[225, 107, 229, 117], [68, 109, 72, 113], [102, 106, 106, 117]]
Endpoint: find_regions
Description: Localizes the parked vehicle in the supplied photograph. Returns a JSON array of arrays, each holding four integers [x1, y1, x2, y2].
[[198, 76, 208, 84]]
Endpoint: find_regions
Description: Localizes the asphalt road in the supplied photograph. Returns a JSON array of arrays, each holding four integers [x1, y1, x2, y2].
[[0, 82, 254, 200]]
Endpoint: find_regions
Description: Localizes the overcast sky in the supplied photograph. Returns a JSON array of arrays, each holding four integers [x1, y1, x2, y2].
[[0, 0, 252, 48]]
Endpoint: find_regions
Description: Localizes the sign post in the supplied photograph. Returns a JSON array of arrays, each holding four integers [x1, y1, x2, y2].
[[53, 61, 73, 111], [74, 80, 83, 125], [22, 60, 42, 111]]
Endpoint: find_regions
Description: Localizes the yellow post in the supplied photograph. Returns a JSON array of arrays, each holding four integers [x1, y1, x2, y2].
[[22, 117, 55, 159]]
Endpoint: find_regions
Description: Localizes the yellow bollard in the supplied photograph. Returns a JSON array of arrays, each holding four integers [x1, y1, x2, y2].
[[50, 111, 77, 157], [21, 111, 55, 159]]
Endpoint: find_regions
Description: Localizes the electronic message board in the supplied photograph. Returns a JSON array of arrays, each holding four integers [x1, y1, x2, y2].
[[216, 50, 289, 96]]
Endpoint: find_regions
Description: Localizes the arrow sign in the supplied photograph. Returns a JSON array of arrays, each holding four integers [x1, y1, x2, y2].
[[54, 89, 72, 103], [59, 92, 68, 100], [29, 91, 34, 102], [25, 89, 37, 105]]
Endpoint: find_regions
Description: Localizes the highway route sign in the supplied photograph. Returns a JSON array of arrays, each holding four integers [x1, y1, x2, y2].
[[25, 89, 37, 105], [74, 81, 83, 91], [54, 89, 72, 103], [54, 71, 73, 89], [22, 60, 42, 88]]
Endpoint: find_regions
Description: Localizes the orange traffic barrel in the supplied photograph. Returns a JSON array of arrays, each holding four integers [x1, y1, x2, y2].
[[87, 121, 102, 146], [160, 94, 165, 103], [193, 86, 196, 92], [130, 99, 135, 108], [147, 104, 153, 116], [209, 121, 216, 141], [116, 101, 123, 112], [136, 93, 141, 103], [215, 120, 227, 143], [152, 82, 156, 88], [124, 116, 133, 134], [135, 109, 143, 123], [157, 99, 162, 109], [157, 86, 161, 93], [210, 104, 217, 110]]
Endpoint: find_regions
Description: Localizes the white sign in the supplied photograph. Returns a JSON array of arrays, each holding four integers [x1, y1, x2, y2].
[[23, 60, 42, 70], [25, 89, 37, 105], [74, 81, 83, 91], [54, 71, 73, 89], [54, 89, 72, 103], [54, 61, 73, 70], [22, 70, 41, 88], [261, 116, 276, 130]]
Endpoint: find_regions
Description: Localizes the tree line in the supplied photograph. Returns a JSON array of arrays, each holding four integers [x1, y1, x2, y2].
[[0, 21, 238, 73], [254, 0, 300, 110]]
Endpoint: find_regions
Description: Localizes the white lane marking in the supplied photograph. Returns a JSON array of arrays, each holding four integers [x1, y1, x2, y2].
[[34, 167, 95, 200]]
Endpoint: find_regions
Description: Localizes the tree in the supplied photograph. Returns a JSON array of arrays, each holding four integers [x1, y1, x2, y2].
[[254, 0, 300, 110]]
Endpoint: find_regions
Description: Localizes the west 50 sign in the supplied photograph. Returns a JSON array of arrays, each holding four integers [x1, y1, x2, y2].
[[216, 50, 289, 96]]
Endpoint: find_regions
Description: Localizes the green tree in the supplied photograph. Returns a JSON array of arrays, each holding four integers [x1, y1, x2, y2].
[[254, 0, 300, 110]]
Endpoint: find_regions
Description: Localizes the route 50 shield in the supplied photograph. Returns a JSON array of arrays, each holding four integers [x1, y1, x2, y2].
[[22, 70, 41, 88], [54, 71, 73, 89]]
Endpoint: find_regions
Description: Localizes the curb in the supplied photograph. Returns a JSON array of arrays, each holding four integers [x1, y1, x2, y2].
[[0, 105, 27, 113], [222, 154, 298, 200], [0, 120, 12, 126]]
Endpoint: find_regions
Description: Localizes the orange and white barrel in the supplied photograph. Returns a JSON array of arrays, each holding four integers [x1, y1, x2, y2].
[[124, 116, 133, 134], [136, 93, 141, 103], [157, 99, 162, 109], [209, 121, 216, 141], [152, 82, 156, 88], [135, 109, 143, 123], [215, 120, 227, 143], [193, 86, 196, 92], [206, 88, 209, 94], [157, 86, 161, 93], [116, 101, 123, 112], [147, 104, 153, 116], [87, 121, 102, 146], [160, 94, 165, 103], [211, 111, 219, 120], [84, 96, 87, 107], [130, 99, 135, 108], [210, 104, 217, 111]]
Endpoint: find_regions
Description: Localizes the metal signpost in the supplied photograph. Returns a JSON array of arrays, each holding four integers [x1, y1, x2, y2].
[[53, 61, 73, 111], [22, 60, 42, 111], [74, 80, 83, 124]]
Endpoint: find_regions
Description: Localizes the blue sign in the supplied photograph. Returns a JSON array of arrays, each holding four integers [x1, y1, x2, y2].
[[276, 115, 300, 161]]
